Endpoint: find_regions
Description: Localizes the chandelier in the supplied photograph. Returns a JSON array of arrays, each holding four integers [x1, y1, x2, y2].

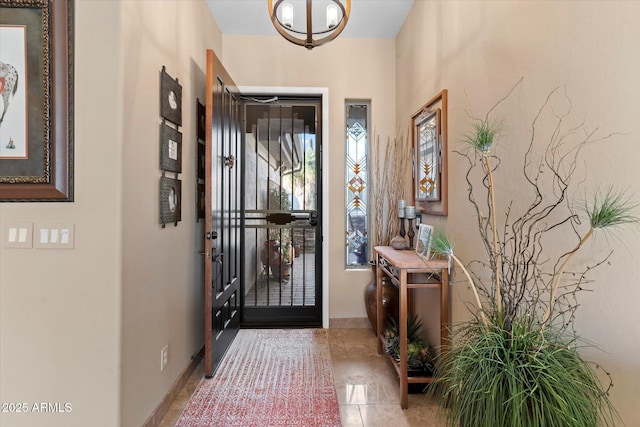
[[268, 0, 351, 50]]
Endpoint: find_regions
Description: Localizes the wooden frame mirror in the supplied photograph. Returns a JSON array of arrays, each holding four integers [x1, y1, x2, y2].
[[412, 89, 447, 216]]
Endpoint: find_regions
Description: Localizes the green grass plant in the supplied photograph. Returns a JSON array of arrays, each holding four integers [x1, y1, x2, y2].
[[464, 119, 502, 153], [433, 317, 617, 427], [586, 187, 638, 230], [431, 84, 633, 427]]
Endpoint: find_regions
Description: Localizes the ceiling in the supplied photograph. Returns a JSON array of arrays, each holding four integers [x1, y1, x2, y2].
[[205, 0, 415, 39]]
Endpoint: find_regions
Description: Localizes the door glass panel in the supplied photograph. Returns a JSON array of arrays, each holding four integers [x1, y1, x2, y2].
[[243, 101, 321, 323]]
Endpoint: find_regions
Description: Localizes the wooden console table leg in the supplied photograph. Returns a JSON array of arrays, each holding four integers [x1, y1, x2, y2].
[[376, 254, 384, 354], [399, 269, 408, 409]]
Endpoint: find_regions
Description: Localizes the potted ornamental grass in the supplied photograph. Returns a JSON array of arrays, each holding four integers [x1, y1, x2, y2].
[[428, 82, 637, 427], [384, 315, 436, 376]]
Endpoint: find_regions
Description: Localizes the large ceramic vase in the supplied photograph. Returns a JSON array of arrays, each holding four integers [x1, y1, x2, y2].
[[364, 261, 399, 334]]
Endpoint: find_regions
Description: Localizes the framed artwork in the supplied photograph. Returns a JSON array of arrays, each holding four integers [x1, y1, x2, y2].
[[0, 0, 74, 201], [160, 175, 181, 226], [197, 141, 205, 180], [196, 98, 205, 141], [415, 108, 441, 202], [160, 66, 182, 126], [159, 120, 182, 173], [196, 182, 205, 219], [412, 89, 448, 216], [415, 224, 434, 260]]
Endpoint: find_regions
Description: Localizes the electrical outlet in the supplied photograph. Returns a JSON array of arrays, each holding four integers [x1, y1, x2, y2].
[[160, 345, 169, 371]]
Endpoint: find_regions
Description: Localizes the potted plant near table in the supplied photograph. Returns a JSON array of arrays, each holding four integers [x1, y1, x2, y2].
[[428, 83, 636, 427], [384, 314, 436, 376], [384, 314, 436, 394]]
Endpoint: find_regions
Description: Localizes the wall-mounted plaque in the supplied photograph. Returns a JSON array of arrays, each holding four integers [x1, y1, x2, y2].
[[160, 175, 181, 226], [160, 120, 182, 173], [160, 66, 182, 126]]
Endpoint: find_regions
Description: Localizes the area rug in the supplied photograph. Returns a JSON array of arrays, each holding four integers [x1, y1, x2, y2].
[[175, 329, 342, 427]]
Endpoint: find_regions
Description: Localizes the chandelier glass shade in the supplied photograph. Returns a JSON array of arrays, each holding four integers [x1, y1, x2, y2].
[[268, 0, 351, 50]]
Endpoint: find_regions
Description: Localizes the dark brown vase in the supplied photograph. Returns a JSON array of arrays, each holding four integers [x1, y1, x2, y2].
[[364, 261, 399, 334]]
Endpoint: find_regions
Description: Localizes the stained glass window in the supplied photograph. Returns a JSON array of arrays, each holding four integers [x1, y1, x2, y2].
[[417, 111, 439, 201], [345, 101, 370, 267]]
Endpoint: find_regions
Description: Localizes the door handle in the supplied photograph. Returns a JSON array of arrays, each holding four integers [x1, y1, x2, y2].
[[309, 211, 318, 227], [199, 250, 212, 258]]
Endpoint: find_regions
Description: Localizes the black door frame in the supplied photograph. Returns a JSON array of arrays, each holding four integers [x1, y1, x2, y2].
[[238, 87, 329, 328]]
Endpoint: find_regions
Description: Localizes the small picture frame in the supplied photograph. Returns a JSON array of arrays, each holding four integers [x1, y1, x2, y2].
[[197, 182, 205, 219], [160, 66, 182, 126], [160, 121, 182, 173], [160, 175, 181, 226], [197, 141, 205, 180], [196, 99, 206, 141], [415, 224, 434, 260]]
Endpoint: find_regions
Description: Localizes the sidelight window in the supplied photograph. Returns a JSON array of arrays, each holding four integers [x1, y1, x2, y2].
[[345, 101, 370, 268]]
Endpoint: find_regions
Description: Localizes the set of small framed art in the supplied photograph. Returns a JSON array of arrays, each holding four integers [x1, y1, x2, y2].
[[195, 99, 206, 220], [159, 66, 182, 227]]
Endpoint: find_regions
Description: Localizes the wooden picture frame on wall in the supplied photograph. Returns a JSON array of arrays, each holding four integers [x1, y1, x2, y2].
[[160, 175, 181, 227], [160, 66, 182, 127], [159, 120, 182, 173], [196, 182, 205, 219], [196, 99, 205, 141], [412, 89, 448, 216], [0, 0, 74, 202]]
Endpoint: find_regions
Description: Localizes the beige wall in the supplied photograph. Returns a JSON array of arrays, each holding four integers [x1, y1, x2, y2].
[[221, 35, 397, 320], [396, 1, 640, 424], [0, 2, 124, 426], [119, 1, 221, 426], [0, 1, 222, 426]]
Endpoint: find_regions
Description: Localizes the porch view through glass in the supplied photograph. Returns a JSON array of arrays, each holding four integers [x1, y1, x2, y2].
[[244, 103, 319, 309], [345, 101, 370, 267]]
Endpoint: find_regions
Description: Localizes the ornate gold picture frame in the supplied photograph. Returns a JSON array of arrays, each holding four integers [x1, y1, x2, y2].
[[0, 0, 74, 201]]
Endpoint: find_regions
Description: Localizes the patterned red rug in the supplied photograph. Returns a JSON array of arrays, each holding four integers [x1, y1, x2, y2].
[[175, 329, 342, 427]]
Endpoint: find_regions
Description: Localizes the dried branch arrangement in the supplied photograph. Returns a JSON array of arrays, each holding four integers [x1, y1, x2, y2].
[[369, 129, 410, 259], [430, 80, 637, 427]]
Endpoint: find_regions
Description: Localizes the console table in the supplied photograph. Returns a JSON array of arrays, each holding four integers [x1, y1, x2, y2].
[[374, 246, 450, 409]]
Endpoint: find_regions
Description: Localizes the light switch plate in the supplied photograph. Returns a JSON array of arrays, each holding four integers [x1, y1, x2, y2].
[[4, 222, 33, 249], [34, 223, 75, 249]]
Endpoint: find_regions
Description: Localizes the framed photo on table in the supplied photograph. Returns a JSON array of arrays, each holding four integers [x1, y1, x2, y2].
[[415, 224, 434, 260], [0, 0, 74, 201]]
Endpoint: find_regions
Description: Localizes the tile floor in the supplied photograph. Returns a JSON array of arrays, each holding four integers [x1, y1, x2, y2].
[[158, 328, 444, 427]]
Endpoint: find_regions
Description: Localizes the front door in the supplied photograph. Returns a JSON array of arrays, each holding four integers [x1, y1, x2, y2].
[[241, 97, 323, 326], [203, 49, 241, 377]]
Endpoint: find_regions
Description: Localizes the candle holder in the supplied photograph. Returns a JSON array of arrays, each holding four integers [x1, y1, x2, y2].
[[407, 218, 415, 249], [398, 199, 406, 238]]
